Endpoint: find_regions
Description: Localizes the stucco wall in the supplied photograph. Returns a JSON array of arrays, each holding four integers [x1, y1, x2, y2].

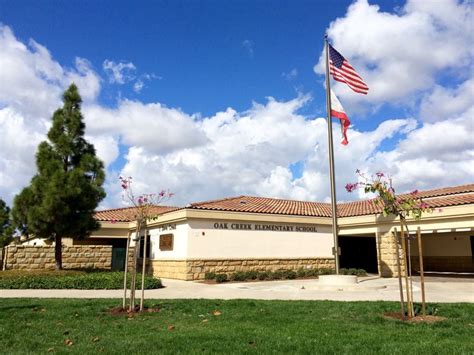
[[144, 222, 189, 260], [410, 233, 472, 257], [140, 218, 335, 280], [408, 232, 473, 272], [185, 219, 334, 259], [111, 203, 474, 279], [90, 227, 129, 238]]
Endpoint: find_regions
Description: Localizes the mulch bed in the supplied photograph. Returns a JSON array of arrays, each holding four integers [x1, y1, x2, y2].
[[383, 312, 447, 323]]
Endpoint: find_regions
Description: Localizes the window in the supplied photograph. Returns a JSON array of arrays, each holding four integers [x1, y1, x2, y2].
[[139, 235, 151, 259], [159, 234, 173, 251]]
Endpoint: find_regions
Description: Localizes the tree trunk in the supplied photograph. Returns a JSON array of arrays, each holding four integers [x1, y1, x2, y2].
[[400, 222, 413, 318], [129, 220, 141, 312], [54, 234, 62, 270], [417, 227, 426, 316], [393, 228, 405, 319], [140, 222, 148, 311], [122, 231, 132, 310]]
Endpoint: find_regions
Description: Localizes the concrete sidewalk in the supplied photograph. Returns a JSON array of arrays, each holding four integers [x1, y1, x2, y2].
[[1, 277, 473, 302]]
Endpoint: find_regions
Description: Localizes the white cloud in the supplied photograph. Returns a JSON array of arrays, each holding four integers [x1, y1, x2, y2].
[[306, 0, 474, 198], [108, 97, 424, 206], [0, 25, 62, 120], [242, 40, 255, 58], [398, 116, 472, 161], [85, 134, 120, 168], [0, 3, 472, 211], [133, 80, 144, 93], [314, 0, 473, 111], [83, 100, 208, 155], [282, 68, 298, 81], [0, 24, 101, 116], [0, 108, 45, 202], [66, 57, 101, 102], [113, 96, 316, 206], [133, 73, 162, 93], [102, 60, 160, 93], [361, 112, 474, 193], [419, 79, 474, 123], [0, 24, 103, 203], [102, 60, 136, 84]]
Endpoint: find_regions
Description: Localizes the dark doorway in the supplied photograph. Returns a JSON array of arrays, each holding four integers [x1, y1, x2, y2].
[[111, 239, 127, 271], [339, 236, 378, 273]]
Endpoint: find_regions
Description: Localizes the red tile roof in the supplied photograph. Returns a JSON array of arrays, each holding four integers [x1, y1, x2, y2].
[[95, 184, 474, 221], [337, 199, 381, 217], [189, 195, 331, 216], [189, 184, 474, 218], [94, 205, 179, 222], [338, 184, 474, 217], [398, 184, 474, 199]]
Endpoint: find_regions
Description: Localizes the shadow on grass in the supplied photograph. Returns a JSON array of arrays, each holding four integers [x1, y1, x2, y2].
[[0, 304, 42, 311]]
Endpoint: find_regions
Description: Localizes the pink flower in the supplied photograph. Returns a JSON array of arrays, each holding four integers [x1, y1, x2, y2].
[[376, 172, 384, 177], [110, 219, 117, 224], [159, 190, 165, 197], [168, 192, 175, 198], [410, 189, 419, 196], [345, 183, 358, 192]]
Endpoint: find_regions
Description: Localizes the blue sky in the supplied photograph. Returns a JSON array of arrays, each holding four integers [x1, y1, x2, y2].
[[2, 0, 402, 122], [0, 0, 472, 207]]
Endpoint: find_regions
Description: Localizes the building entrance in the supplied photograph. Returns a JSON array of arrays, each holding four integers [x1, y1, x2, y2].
[[111, 239, 127, 271], [339, 236, 378, 273]]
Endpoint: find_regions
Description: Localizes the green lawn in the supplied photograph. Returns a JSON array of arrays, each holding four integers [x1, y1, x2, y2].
[[0, 299, 472, 354]]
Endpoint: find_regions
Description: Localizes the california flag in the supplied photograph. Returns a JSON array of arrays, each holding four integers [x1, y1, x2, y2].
[[330, 89, 351, 145]]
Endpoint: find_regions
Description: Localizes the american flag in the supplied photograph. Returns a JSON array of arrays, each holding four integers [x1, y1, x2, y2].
[[329, 43, 369, 95]]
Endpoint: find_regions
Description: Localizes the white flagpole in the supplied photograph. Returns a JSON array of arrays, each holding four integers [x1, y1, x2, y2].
[[324, 36, 340, 274]]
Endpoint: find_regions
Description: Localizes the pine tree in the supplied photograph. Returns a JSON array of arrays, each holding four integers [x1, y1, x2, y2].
[[0, 199, 13, 247], [12, 84, 106, 269]]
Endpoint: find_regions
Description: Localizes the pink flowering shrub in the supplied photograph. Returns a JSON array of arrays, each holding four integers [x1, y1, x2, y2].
[[118, 176, 173, 222], [346, 170, 432, 220]]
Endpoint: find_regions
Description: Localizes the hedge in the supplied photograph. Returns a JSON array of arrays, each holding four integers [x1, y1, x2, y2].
[[206, 267, 367, 283], [0, 270, 162, 289]]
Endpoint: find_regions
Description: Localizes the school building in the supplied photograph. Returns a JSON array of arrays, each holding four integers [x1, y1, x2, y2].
[[89, 183, 474, 280], [6, 184, 473, 279]]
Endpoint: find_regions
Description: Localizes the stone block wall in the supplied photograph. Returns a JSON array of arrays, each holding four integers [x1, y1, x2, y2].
[[377, 231, 407, 277], [145, 257, 335, 281], [3, 245, 114, 270], [146, 260, 190, 280]]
